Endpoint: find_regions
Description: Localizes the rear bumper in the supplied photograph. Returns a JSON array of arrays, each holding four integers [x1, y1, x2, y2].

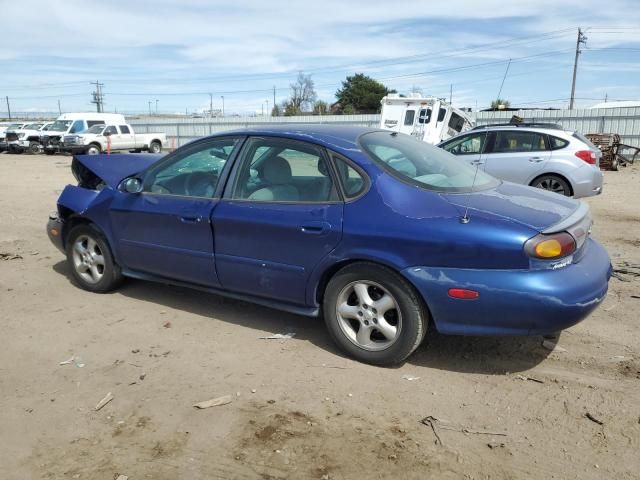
[[402, 238, 611, 336], [572, 166, 603, 198]]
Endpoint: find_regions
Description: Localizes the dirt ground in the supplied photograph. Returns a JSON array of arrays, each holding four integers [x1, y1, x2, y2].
[[0, 153, 639, 480]]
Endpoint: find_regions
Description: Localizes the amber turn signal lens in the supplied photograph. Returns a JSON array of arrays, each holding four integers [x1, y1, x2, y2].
[[524, 232, 576, 259]]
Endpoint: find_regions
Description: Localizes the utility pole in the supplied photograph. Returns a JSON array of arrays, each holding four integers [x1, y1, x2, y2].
[[266, 99, 270, 117], [449, 84, 453, 104], [221, 96, 225, 116], [261, 103, 264, 116], [58, 99, 62, 115], [90, 80, 104, 112], [6, 96, 12, 120], [155, 99, 159, 114], [273, 86, 276, 113], [148, 101, 152, 115], [209, 93, 213, 117], [569, 27, 587, 110]]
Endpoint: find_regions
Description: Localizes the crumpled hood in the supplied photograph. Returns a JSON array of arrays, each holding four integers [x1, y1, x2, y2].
[[72, 153, 163, 188], [440, 181, 580, 232]]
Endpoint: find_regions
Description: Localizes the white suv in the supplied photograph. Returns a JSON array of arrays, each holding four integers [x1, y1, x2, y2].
[[438, 123, 603, 198]]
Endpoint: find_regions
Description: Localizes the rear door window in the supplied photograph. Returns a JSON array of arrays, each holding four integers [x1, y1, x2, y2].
[[119, 125, 131, 134], [549, 135, 569, 150], [493, 131, 548, 153]]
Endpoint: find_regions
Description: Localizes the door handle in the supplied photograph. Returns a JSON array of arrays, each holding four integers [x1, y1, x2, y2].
[[470, 160, 485, 165], [300, 221, 331, 235], [179, 215, 203, 224], [529, 157, 545, 163]]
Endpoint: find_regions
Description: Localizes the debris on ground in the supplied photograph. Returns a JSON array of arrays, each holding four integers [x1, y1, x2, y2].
[[193, 394, 233, 409], [259, 332, 296, 339], [0, 252, 22, 261], [612, 261, 640, 281], [585, 412, 605, 425], [515, 374, 544, 384], [59, 355, 85, 368], [487, 441, 506, 449], [542, 340, 567, 352], [95, 392, 114, 411], [420, 415, 508, 446], [162, 321, 172, 328], [115, 475, 128, 480], [402, 374, 420, 381]]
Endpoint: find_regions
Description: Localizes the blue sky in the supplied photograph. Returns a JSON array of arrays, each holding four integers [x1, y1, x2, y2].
[[1, 0, 639, 116]]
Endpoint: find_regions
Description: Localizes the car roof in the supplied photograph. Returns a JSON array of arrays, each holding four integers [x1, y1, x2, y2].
[[209, 124, 384, 153]]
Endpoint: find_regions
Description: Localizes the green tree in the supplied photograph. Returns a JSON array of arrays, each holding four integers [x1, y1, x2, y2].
[[312, 100, 329, 115], [490, 98, 511, 110], [335, 73, 395, 113], [282, 100, 300, 116]]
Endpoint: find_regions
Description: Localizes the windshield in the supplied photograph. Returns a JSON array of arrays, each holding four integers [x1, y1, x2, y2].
[[360, 131, 500, 193], [25, 123, 43, 130], [49, 120, 73, 131], [7, 124, 24, 130], [86, 125, 105, 134]]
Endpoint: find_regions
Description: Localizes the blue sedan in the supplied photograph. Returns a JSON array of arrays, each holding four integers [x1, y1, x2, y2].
[[47, 125, 611, 365]]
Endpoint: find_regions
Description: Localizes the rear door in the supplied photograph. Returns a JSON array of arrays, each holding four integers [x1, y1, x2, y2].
[[212, 136, 343, 305], [483, 130, 551, 184], [117, 125, 135, 149]]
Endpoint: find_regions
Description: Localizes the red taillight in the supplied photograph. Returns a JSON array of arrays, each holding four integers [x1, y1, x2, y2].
[[448, 288, 479, 300], [575, 150, 596, 165], [524, 232, 576, 259]]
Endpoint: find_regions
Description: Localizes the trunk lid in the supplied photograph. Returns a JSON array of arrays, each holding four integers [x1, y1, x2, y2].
[[440, 181, 582, 232]]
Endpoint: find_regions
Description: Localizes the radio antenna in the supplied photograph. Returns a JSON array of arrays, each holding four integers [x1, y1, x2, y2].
[[459, 133, 486, 224]]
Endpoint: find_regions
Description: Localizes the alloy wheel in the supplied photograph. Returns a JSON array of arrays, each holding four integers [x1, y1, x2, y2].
[[71, 235, 105, 284]]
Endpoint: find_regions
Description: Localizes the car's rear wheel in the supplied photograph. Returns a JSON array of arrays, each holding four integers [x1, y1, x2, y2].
[[66, 225, 122, 293], [531, 174, 572, 196], [149, 141, 162, 154], [323, 263, 427, 365]]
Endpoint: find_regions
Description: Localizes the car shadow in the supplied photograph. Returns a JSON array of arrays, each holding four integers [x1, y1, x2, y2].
[[52, 261, 553, 374]]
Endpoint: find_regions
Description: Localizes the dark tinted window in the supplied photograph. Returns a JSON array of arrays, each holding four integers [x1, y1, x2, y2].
[[549, 135, 569, 150], [332, 155, 366, 199], [493, 131, 547, 153], [442, 132, 487, 155], [87, 120, 105, 128], [119, 125, 131, 134], [418, 108, 432, 124], [448, 112, 466, 133], [403, 110, 416, 126], [437, 108, 446, 122], [231, 137, 337, 203], [104, 126, 117, 135]]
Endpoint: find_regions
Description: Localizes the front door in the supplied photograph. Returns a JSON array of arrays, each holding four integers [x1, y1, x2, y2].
[[110, 136, 242, 286], [483, 130, 551, 184], [213, 136, 343, 305]]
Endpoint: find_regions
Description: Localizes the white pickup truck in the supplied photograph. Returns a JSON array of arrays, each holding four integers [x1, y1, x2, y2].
[[62, 123, 167, 155]]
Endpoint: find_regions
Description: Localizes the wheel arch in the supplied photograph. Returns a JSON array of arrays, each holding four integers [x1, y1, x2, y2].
[[528, 171, 574, 196], [312, 258, 433, 323], [61, 214, 118, 265]]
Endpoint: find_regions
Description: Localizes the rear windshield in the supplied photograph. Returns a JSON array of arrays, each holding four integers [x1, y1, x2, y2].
[[572, 131, 598, 150], [359, 131, 500, 193]]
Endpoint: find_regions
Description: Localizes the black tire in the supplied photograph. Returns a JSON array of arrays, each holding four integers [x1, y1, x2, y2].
[[65, 224, 122, 293], [87, 144, 101, 155], [530, 174, 572, 196], [149, 141, 162, 154], [323, 262, 428, 365], [28, 142, 41, 154], [45, 150, 55, 156]]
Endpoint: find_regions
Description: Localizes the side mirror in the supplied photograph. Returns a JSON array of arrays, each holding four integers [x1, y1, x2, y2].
[[120, 177, 143, 194]]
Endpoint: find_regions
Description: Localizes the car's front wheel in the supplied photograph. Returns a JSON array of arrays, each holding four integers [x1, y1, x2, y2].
[[323, 263, 428, 365], [66, 225, 122, 293]]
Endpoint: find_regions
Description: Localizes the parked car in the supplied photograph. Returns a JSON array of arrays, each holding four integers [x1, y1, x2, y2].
[[7, 122, 54, 153], [47, 126, 611, 365], [42, 113, 130, 155], [437, 123, 603, 198], [0, 122, 29, 152], [62, 123, 166, 155]]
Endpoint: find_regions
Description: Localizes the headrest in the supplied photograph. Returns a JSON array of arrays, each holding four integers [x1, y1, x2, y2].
[[263, 156, 292, 184]]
